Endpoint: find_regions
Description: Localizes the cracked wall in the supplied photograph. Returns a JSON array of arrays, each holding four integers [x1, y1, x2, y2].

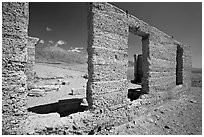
[[2, 2, 192, 134]]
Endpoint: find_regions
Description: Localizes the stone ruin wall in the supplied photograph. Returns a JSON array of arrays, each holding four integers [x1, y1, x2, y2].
[[2, 2, 192, 134], [2, 2, 29, 134], [26, 37, 39, 88], [87, 2, 192, 109]]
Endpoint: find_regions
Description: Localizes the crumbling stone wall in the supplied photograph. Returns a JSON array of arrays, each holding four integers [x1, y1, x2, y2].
[[128, 13, 192, 95], [84, 2, 192, 132], [2, 2, 192, 135], [87, 2, 129, 110], [87, 2, 192, 109], [26, 36, 39, 88], [2, 2, 29, 134]]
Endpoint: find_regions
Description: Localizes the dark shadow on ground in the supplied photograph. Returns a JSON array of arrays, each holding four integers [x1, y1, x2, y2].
[[27, 98, 88, 117], [27, 102, 59, 114], [128, 88, 146, 101]]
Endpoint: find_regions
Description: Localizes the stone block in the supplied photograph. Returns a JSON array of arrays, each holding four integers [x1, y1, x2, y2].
[[149, 81, 176, 92], [183, 58, 192, 68], [88, 47, 128, 65], [2, 48, 27, 62], [91, 4, 127, 23], [91, 7, 128, 36], [148, 57, 176, 70], [149, 33, 175, 45], [2, 22, 27, 37], [88, 63, 128, 82], [2, 10, 28, 26], [2, 37, 26, 51], [92, 2, 124, 14], [148, 76, 176, 86], [3, 59, 27, 72], [27, 47, 35, 56], [128, 14, 140, 31], [148, 71, 176, 78], [149, 41, 177, 61], [87, 79, 128, 96], [27, 55, 35, 61], [89, 28, 128, 51], [90, 90, 128, 109], [2, 2, 29, 18]]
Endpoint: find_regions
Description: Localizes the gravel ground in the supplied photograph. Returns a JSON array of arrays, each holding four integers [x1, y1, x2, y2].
[[108, 87, 202, 135], [25, 63, 202, 135], [27, 63, 87, 108]]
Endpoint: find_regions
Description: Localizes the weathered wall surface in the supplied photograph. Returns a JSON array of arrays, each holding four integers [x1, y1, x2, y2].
[[84, 2, 192, 133], [2, 2, 29, 134], [2, 2, 192, 135], [26, 36, 39, 88], [176, 42, 192, 91], [87, 2, 129, 109], [128, 13, 191, 98]]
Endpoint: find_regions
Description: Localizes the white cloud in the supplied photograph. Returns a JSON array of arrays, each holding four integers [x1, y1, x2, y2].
[[46, 27, 53, 31], [55, 40, 67, 47], [48, 40, 54, 44], [39, 39, 44, 44]]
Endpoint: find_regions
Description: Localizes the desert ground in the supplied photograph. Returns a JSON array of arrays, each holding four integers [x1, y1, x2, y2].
[[24, 62, 202, 135]]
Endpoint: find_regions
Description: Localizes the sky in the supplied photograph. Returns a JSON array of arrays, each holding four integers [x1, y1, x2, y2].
[[29, 2, 202, 68]]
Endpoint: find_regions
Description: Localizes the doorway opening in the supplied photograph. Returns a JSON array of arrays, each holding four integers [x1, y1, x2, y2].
[[127, 33, 144, 101], [176, 45, 183, 85]]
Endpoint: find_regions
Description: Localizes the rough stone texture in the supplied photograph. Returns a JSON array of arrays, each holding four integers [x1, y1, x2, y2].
[[26, 36, 39, 87], [87, 2, 129, 110], [2, 2, 29, 134], [85, 2, 192, 133], [108, 87, 201, 135], [2, 2, 192, 135]]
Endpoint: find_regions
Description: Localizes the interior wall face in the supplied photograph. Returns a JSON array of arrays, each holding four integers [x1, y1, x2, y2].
[[147, 34, 177, 94], [2, 2, 29, 134], [179, 43, 192, 90], [87, 2, 129, 109]]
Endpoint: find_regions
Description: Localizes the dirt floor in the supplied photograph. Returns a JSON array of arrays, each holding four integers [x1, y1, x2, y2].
[[25, 63, 202, 135], [27, 63, 87, 108], [107, 87, 202, 135]]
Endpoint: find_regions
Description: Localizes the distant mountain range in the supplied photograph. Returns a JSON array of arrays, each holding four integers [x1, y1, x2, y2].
[[36, 47, 137, 67], [35, 40, 87, 64]]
